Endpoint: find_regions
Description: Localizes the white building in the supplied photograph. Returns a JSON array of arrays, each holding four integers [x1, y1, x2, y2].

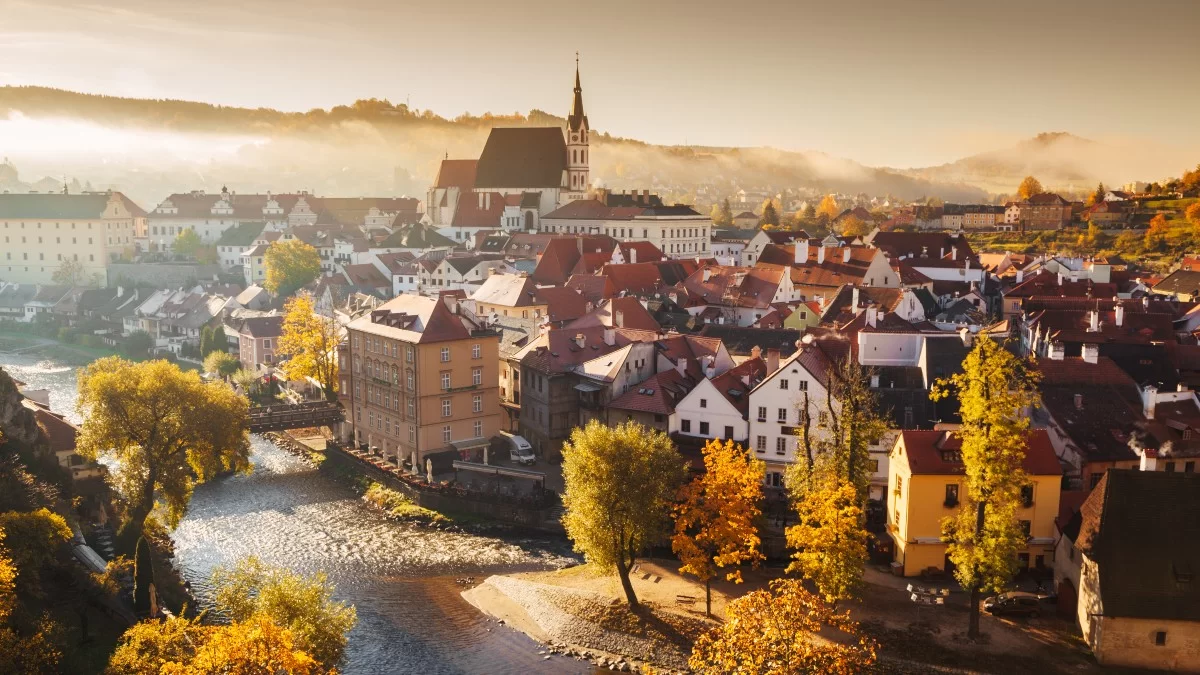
[[0, 192, 141, 286], [540, 195, 711, 260]]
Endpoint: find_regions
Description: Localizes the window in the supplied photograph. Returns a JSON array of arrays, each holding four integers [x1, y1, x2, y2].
[[699, 421, 710, 435], [681, 420, 692, 433], [406, 370, 415, 391], [1090, 472, 1103, 489], [1166, 461, 1177, 473], [442, 425, 452, 443], [472, 343, 481, 359], [473, 420, 483, 437], [756, 406, 767, 422], [1155, 631, 1167, 647], [406, 346, 414, 362], [755, 436, 766, 452], [868, 459, 879, 473], [472, 394, 482, 413], [765, 472, 783, 488], [1020, 485, 1034, 507], [699, 398, 707, 409], [1186, 461, 1195, 473], [780, 379, 789, 390], [441, 399, 451, 417], [1019, 520, 1031, 538], [944, 484, 959, 507], [775, 437, 787, 455], [777, 408, 787, 423], [895, 475, 903, 495], [724, 425, 734, 439], [407, 398, 415, 417], [472, 367, 482, 386], [440, 347, 450, 362], [818, 411, 828, 426], [441, 372, 451, 390]]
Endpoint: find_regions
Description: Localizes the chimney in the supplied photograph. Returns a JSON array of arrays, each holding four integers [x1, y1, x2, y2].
[[1049, 341, 1065, 360], [704, 356, 716, 379], [1057, 272, 1063, 286], [1115, 303, 1125, 327], [795, 240, 810, 264], [1082, 343, 1099, 364], [1143, 384, 1158, 419], [851, 287, 860, 311], [1074, 393, 1083, 410], [478, 192, 484, 209], [766, 348, 780, 374], [959, 325, 973, 348], [703, 268, 712, 282], [940, 247, 945, 259], [817, 246, 826, 265], [676, 357, 688, 376], [750, 345, 762, 360], [870, 373, 880, 388], [629, 247, 637, 264], [603, 328, 616, 346], [574, 333, 586, 349], [843, 247, 851, 263], [952, 246, 958, 261], [867, 309, 877, 328], [1016, 270, 1024, 283], [1088, 310, 1099, 332]]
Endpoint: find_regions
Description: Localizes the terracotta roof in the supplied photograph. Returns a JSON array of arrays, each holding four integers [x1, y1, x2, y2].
[[543, 199, 644, 220], [435, 159, 478, 189], [474, 127, 567, 189], [756, 243, 882, 287], [565, 274, 616, 304], [348, 293, 473, 344], [566, 297, 661, 332], [471, 274, 538, 307], [237, 315, 283, 339], [534, 286, 590, 323], [898, 429, 1062, 476], [30, 404, 78, 454], [697, 326, 802, 357], [608, 369, 694, 416], [451, 192, 506, 228], [708, 357, 768, 416], [342, 264, 391, 290], [1076, 470, 1200, 621], [1005, 269, 1119, 299], [617, 241, 665, 264], [868, 231, 977, 265]]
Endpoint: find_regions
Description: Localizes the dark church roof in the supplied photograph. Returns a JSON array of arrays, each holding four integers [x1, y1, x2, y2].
[[474, 128, 567, 189]]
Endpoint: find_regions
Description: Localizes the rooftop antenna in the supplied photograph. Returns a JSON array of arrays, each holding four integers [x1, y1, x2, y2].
[[62, 176, 68, 195]]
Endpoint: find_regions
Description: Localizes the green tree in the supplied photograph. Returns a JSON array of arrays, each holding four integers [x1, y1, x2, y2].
[[759, 199, 780, 227], [50, 257, 88, 287], [1017, 176, 1044, 200], [123, 330, 153, 359], [672, 439, 764, 616], [210, 556, 356, 668], [802, 202, 817, 219], [133, 536, 154, 617], [1087, 182, 1106, 207], [277, 292, 341, 401], [710, 198, 733, 228], [930, 337, 1041, 639], [561, 420, 687, 608], [76, 358, 251, 552], [264, 240, 322, 298], [172, 228, 203, 259], [203, 351, 240, 379], [785, 358, 888, 603]]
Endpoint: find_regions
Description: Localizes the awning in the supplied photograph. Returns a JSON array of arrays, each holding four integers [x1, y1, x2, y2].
[[451, 437, 491, 452], [452, 460, 546, 481], [573, 382, 604, 392]]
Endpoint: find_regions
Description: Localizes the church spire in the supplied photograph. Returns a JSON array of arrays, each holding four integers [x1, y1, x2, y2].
[[568, 53, 587, 132]]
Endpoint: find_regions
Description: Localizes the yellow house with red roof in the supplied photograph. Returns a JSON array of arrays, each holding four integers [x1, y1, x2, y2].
[[887, 429, 1063, 577]]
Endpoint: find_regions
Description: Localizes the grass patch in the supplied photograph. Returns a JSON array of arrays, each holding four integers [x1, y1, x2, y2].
[[362, 481, 450, 525]]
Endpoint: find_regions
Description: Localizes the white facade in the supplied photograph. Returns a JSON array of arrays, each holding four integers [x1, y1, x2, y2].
[[671, 377, 749, 443], [710, 240, 746, 266], [747, 352, 834, 480], [1, 192, 137, 286]]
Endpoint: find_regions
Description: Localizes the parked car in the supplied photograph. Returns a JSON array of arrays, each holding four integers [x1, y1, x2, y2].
[[497, 431, 535, 466], [983, 591, 1042, 618]]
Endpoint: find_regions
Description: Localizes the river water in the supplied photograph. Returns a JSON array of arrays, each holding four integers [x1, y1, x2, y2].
[[0, 350, 588, 674]]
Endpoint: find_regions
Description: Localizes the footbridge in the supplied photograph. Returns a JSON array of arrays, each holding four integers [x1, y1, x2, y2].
[[247, 401, 344, 433]]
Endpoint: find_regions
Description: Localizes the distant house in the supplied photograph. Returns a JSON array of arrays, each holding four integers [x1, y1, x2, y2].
[[1018, 193, 1073, 230], [732, 211, 759, 229], [234, 315, 284, 370], [1060, 470, 1200, 670]]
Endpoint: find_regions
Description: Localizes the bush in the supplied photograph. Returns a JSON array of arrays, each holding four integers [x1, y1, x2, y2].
[[362, 483, 447, 524]]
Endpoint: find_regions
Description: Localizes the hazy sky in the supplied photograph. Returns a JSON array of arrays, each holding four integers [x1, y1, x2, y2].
[[2, 0, 1198, 168]]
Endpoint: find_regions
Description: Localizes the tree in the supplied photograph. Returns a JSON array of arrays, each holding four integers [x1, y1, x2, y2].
[[785, 358, 887, 603], [1017, 176, 1044, 200], [759, 199, 780, 227], [133, 536, 154, 617], [710, 198, 733, 228], [76, 358, 251, 552], [1144, 213, 1170, 251], [1087, 182, 1106, 207], [672, 439, 764, 616], [232, 369, 260, 397], [930, 337, 1040, 639], [561, 420, 687, 608], [51, 257, 88, 287], [689, 578, 877, 675], [107, 614, 320, 675], [0, 528, 65, 673], [172, 228, 202, 259], [0, 508, 72, 595], [278, 292, 341, 401], [838, 215, 869, 238], [802, 202, 817, 219], [264, 240, 321, 298], [1185, 201, 1200, 228], [1080, 221, 1110, 251], [203, 351, 240, 379], [123, 330, 153, 359], [210, 556, 356, 669], [816, 194, 841, 220]]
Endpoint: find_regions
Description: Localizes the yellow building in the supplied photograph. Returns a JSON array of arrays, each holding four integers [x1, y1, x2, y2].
[[0, 192, 142, 285], [887, 429, 1062, 577], [341, 295, 502, 466]]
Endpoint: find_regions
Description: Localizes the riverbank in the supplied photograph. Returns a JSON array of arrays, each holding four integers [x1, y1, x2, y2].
[[0, 330, 120, 364]]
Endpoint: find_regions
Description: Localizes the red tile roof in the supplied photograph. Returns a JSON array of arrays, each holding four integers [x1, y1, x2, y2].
[[435, 159, 478, 189], [566, 297, 661, 332], [608, 369, 694, 416], [898, 429, 1062, 475]]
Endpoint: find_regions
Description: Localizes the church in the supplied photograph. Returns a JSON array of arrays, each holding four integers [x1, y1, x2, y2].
[[425, 61, 590, 246]]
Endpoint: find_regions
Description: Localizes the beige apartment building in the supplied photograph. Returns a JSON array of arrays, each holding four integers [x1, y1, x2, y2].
[[341, 295, 502, 467], [0, 192, 142, 286]]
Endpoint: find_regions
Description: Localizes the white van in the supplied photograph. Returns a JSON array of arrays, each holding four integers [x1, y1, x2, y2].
[[498, 431, 536, 465]]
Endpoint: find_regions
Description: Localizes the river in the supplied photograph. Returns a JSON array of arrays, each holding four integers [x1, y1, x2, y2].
[[0, 350, 589, 674]]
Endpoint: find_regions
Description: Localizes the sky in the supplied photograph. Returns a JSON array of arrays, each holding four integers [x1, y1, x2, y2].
[[1, 0, 1198, 168]]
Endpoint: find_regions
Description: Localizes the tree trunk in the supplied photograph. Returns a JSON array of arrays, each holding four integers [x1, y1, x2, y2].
[[118, 472, 157, 554], [968, 586, 981, 639], [705, 578, 712, 617], [617, 559, 639, 609]]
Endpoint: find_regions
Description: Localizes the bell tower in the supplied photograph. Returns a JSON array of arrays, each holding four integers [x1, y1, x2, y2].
[[566, 53, 589, 199]]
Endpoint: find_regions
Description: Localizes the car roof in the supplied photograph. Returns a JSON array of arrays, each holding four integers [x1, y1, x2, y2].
[[1000, 591, 1039, 599]]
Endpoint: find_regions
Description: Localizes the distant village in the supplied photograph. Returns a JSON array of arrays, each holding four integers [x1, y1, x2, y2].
[[2, 64, 1200, 672]]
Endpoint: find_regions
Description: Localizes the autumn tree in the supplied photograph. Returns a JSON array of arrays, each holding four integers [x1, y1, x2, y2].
[[1144, 213, 1170, 251], [816, 194, 841, 220], [672, 439, 764, 616], [802, 202, 817, 220], [1185, 201, 1200, 228], [203, 350, 240, 379], [76, 358, 251, 552], [1017, 176, 1044, 200], [838, 215, 869, 238], [51, 257, 88, 287], [278, 292, 341, 401], [930, 337, 1040, 639], [107, 614, 321, 675], [561, 420, 687, 608], [710, 198, 733, 228], [689, 578, 877, 675], [264, 239, 322, 298], [0, 526, 66, 673], [1087, 182, 1106, 207], [210, 556, 357, 668], [785, 358, 888, 603], [759, 199, 780, 227], [0, 509, 71, 596], [172, 228, 203, 259]]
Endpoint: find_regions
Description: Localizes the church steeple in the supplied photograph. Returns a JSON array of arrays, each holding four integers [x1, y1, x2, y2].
[[565, 54, 590, 199], [568, 53, 588, 133]]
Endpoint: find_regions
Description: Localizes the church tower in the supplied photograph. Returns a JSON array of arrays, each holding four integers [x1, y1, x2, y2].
[[565, 55, 589, 199]]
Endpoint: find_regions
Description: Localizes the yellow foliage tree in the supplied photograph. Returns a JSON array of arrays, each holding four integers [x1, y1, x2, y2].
[[838, 215, 869, 238], [786, 479, 866, 605], [561, 420, 687, 608], [76, 358, 251, 552], [672, 439, 764, 615], [931, 337, 1040, 639], [1144, 213, 1170, 250], [689, 578, 877, 675], [816, 194, 841, 220], [1017, 176, 1044, 200], [210, 556, 356, 668], [1187, 202, 1200, 227], [264, 239, 322, 298], [0, 529, 65, 673], [278, 292, 341, 401], [107, 614, 320, 675]]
